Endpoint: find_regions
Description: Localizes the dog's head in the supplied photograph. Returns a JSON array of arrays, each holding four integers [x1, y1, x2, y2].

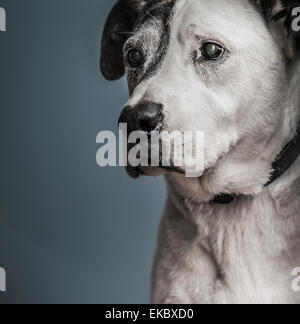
[[100, 0, 300, 200]]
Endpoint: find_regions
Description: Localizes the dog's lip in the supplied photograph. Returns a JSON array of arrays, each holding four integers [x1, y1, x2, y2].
[[125, 166, 142, 179], [159, 165, 185, 174], [125, 141, 235, 180], [125, 165, 185, 179]]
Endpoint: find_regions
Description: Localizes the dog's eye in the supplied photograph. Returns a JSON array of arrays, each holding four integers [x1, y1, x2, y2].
[[127, 49, 144, 68], [202, 42, 225, 60]]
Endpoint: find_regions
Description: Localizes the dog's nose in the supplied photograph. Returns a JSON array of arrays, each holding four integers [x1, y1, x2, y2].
[[118, 101, 163, 133]]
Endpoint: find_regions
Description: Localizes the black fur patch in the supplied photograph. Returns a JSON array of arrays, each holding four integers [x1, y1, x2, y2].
[[137, 0, 177, 82], [101, 0, 177, 81], [253, 0, 300, 56]]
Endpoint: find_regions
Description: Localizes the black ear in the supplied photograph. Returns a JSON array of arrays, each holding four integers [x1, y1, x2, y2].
[[257, 0, 300, 59], [100, 0, 142, 81]]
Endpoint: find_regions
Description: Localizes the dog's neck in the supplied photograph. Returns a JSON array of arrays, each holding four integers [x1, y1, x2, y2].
[[279, 61, 300, 146], [266, 60, 300, 197]]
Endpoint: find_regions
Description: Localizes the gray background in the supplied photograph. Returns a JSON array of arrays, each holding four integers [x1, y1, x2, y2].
[[0, 0, 165, 304]]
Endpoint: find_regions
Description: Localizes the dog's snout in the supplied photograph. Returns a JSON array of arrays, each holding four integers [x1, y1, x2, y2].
[[118, 101, 163, 133], [137, 102, 163, 133]]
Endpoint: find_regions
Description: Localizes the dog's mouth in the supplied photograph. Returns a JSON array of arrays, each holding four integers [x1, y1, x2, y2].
[[125, 165, 185, 179], [124, 140, 187, 178], [123, 132, 207, 179]]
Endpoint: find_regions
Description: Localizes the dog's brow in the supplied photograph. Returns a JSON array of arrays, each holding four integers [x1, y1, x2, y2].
[[191, 30, 231, 52]]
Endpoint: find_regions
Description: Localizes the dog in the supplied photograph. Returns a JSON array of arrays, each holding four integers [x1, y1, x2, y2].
[[100, 0, 300, 304]]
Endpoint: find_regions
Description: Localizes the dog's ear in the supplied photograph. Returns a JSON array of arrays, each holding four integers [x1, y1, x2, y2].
[[100, 0, 142, 81], [256, 0, 300, 59]]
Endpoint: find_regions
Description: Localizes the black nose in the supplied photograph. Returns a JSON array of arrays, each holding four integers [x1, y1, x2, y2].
[[118, 101, 163, 133]]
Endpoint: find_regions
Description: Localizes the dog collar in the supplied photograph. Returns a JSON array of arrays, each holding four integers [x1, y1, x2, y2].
[[213, 123, 300, 205]]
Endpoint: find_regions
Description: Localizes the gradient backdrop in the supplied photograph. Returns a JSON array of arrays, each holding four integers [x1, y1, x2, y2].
[[0, 0, 165, 304]]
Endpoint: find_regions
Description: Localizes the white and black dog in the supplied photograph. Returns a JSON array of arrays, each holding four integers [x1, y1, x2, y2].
[[101, 0, 300, 304]]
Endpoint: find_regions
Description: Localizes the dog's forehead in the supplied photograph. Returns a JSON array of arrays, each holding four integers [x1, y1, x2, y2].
[[178, 0, 264, 44], [132, 0, 268, 59], [135, 0, 261, 37]]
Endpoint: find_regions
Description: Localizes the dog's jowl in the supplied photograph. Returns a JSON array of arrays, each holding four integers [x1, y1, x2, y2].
[[101, 0, 300, 304]]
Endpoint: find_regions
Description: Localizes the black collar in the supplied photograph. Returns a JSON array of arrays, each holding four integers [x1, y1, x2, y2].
[[213, 123, 300, 205]]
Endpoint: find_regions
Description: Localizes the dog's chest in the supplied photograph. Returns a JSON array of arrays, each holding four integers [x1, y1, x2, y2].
[[187, 193, 300, 304]]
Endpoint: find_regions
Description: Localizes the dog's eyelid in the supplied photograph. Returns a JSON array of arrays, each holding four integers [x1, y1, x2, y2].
[[204, 39, 227, 50], [194, 35, 230, 53], [124, 43, 136, 53], [124, 37, 141, 51]]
